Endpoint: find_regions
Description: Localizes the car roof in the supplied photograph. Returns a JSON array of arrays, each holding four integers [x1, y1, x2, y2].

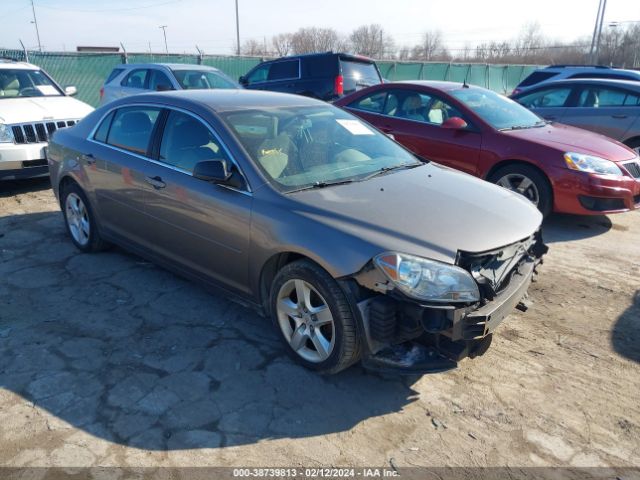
[[0, 60, 39, 70], [391, 80, 484, 91], [269, 52, 374, 63], [118, 63, 222, 71], [522, 78, 640, 91], [115, 89, 326, 113]]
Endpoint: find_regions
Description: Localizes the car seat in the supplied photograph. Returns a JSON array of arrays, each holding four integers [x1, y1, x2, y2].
[[111, 112, 153, 153], [163, 119, 216, 172], [400, 95, 425, 121], [0, 75, 20, 97]]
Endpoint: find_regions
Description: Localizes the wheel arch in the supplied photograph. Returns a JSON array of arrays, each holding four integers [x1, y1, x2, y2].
[[259, 251, 315, 313]]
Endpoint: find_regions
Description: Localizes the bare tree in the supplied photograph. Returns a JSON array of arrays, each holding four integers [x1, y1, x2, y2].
[[411, 31, 449, 61], [241, 39, 268, 56], [272, 33, 293, 57], [349, 24, 395, 58], [290, 27, 346, 54]]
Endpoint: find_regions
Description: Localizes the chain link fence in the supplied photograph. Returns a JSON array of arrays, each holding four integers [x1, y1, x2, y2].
[[1, 49, 540, 107]]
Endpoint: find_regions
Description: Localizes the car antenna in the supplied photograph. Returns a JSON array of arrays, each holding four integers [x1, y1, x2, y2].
[[462, 67, 470, 88]]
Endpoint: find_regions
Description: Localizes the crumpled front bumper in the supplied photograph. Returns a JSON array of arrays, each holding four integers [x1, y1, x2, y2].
[[354, 235, 546, 375]]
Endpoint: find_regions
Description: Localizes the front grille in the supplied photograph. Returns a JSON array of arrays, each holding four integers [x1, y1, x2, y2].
[[623, 161, 640, 179], [11, 119, 79, 145]]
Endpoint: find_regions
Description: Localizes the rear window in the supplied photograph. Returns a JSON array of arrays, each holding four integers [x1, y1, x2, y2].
[[518, 71, 558, 87], [268, 60, 299, 81], [340, 59, 380, 84], [106, 68, 124, 84]]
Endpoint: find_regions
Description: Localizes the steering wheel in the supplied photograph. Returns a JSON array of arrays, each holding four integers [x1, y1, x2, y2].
[[18, 87, 42, 97]]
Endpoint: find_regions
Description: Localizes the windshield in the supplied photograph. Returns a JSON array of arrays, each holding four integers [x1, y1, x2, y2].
[[220, 105, 421, 192], [172, 69, 239, 90], [0, 68, 62, 98], [450, 88, 543, 130]]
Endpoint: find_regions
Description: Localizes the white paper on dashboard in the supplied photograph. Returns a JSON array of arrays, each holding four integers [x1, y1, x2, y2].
[[36, 85, 59, 95], [336, 119, 375, 135]]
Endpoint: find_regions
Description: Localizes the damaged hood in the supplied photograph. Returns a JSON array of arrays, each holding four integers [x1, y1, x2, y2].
[[288, 163, 542, 265]]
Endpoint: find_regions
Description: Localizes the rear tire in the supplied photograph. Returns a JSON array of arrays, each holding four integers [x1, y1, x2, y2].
[[61, 182, 109, 253], [489, 164, 553, 217], [270, 259, 361, 374]]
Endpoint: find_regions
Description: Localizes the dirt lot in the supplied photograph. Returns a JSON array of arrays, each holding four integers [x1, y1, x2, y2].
[[0, 178, 638, 473]]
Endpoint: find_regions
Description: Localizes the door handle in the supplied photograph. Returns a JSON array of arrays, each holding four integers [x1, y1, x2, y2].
[[611, 114, 628, 119], [81, 153, 96, 165], [145, 175, 166, 190]]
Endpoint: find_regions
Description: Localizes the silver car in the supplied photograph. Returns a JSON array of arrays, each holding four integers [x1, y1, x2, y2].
[[512, 79, 640, 154], [47, 90, 546, 375], [99, 63, 239, 105]]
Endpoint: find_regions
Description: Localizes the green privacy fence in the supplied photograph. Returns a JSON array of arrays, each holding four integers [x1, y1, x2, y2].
[[1, 49, 540, 107]]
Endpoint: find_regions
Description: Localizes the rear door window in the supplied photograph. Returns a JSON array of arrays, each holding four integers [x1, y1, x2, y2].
[[577, 86, 640, 107], [121, 69, 148, 89], [106, 107, 161, 155], [349, 91, 387, 114], [93, 111, 115, 143], [148, 69, 173, 91], [267, 60, 299, 81]]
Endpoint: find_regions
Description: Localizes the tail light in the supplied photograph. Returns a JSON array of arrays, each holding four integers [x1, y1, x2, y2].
[[99, 87, 104, 100], [334, 75, 344, 96]]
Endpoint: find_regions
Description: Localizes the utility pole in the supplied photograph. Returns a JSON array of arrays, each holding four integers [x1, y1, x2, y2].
[[159, 25, 168, 54], [29, 0, 42, 52], [594, 0, 607, 64], [589, 0, 607, 64], [235, 0, 240, 55]]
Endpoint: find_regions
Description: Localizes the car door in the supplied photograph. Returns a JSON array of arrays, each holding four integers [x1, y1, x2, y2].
[[514, 85, 574, 122], [560, 85, 640, 140], [118, 69, 149, 98], [347, 89, 481, 175], [137, 108, 253, 294], [85, 105, 163, 245]]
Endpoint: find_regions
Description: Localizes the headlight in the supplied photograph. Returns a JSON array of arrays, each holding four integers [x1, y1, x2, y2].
[[0, 122, 15, 143], [564, 152, 622, 176], [374, 252, 480, 303]]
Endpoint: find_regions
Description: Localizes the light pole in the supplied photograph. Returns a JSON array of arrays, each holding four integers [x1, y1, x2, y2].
[[29, 0, 42, 52], [235, 0, 240, 56], [159, 25, 168, 54]]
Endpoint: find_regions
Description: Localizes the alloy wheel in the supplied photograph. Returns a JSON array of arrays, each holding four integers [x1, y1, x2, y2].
[[495, 173, 540, 206], [276, 279, 336, 363], [65, 192, 90, 246]]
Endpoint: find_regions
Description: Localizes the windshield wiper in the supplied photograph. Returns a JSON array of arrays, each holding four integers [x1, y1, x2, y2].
[[285, 179, 355, 194], [361, 162, 423, 181], [500, 121, 547, 131]]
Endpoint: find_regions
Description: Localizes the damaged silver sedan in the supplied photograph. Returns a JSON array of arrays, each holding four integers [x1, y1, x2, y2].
[[47, 90, 546, 374]]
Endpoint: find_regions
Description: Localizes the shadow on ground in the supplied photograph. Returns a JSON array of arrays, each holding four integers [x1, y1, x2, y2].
[[0, 211, 418, 451], [542, 213, 613, 243], [612, 290, 640, 364], [0, 177, 51, 198]]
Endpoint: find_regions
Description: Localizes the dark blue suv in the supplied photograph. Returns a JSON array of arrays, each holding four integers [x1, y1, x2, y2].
[[239, 52, 382, 101]]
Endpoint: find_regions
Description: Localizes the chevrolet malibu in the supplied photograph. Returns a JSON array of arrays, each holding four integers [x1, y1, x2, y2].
[[47, 90, 546, 374], [336, 81, 640, 216]]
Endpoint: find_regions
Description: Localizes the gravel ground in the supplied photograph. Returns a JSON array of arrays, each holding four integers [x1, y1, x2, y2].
[[0, 178, 638, 473]]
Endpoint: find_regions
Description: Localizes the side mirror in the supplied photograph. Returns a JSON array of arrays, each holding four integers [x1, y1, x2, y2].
[[441, 117, 468, 130], [239, 75, 248, 85], [64, 85, 78, 96], [193, 160, 232, 183], [156, 83, 174, 92]]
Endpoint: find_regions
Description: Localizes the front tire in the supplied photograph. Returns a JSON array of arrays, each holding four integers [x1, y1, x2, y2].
[[270, 260, 361, 374], [61, 182, 109, 253], [489, 164, 553, 217]]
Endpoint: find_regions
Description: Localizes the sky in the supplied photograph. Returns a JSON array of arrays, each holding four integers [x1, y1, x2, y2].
[[1, 0, 639, 55]]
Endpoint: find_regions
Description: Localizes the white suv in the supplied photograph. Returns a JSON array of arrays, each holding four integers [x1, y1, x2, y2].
[[0, 59, 93, 180]]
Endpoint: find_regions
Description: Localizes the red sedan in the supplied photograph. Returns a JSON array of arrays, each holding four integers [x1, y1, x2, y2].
[[335, 81, 640, 216]]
